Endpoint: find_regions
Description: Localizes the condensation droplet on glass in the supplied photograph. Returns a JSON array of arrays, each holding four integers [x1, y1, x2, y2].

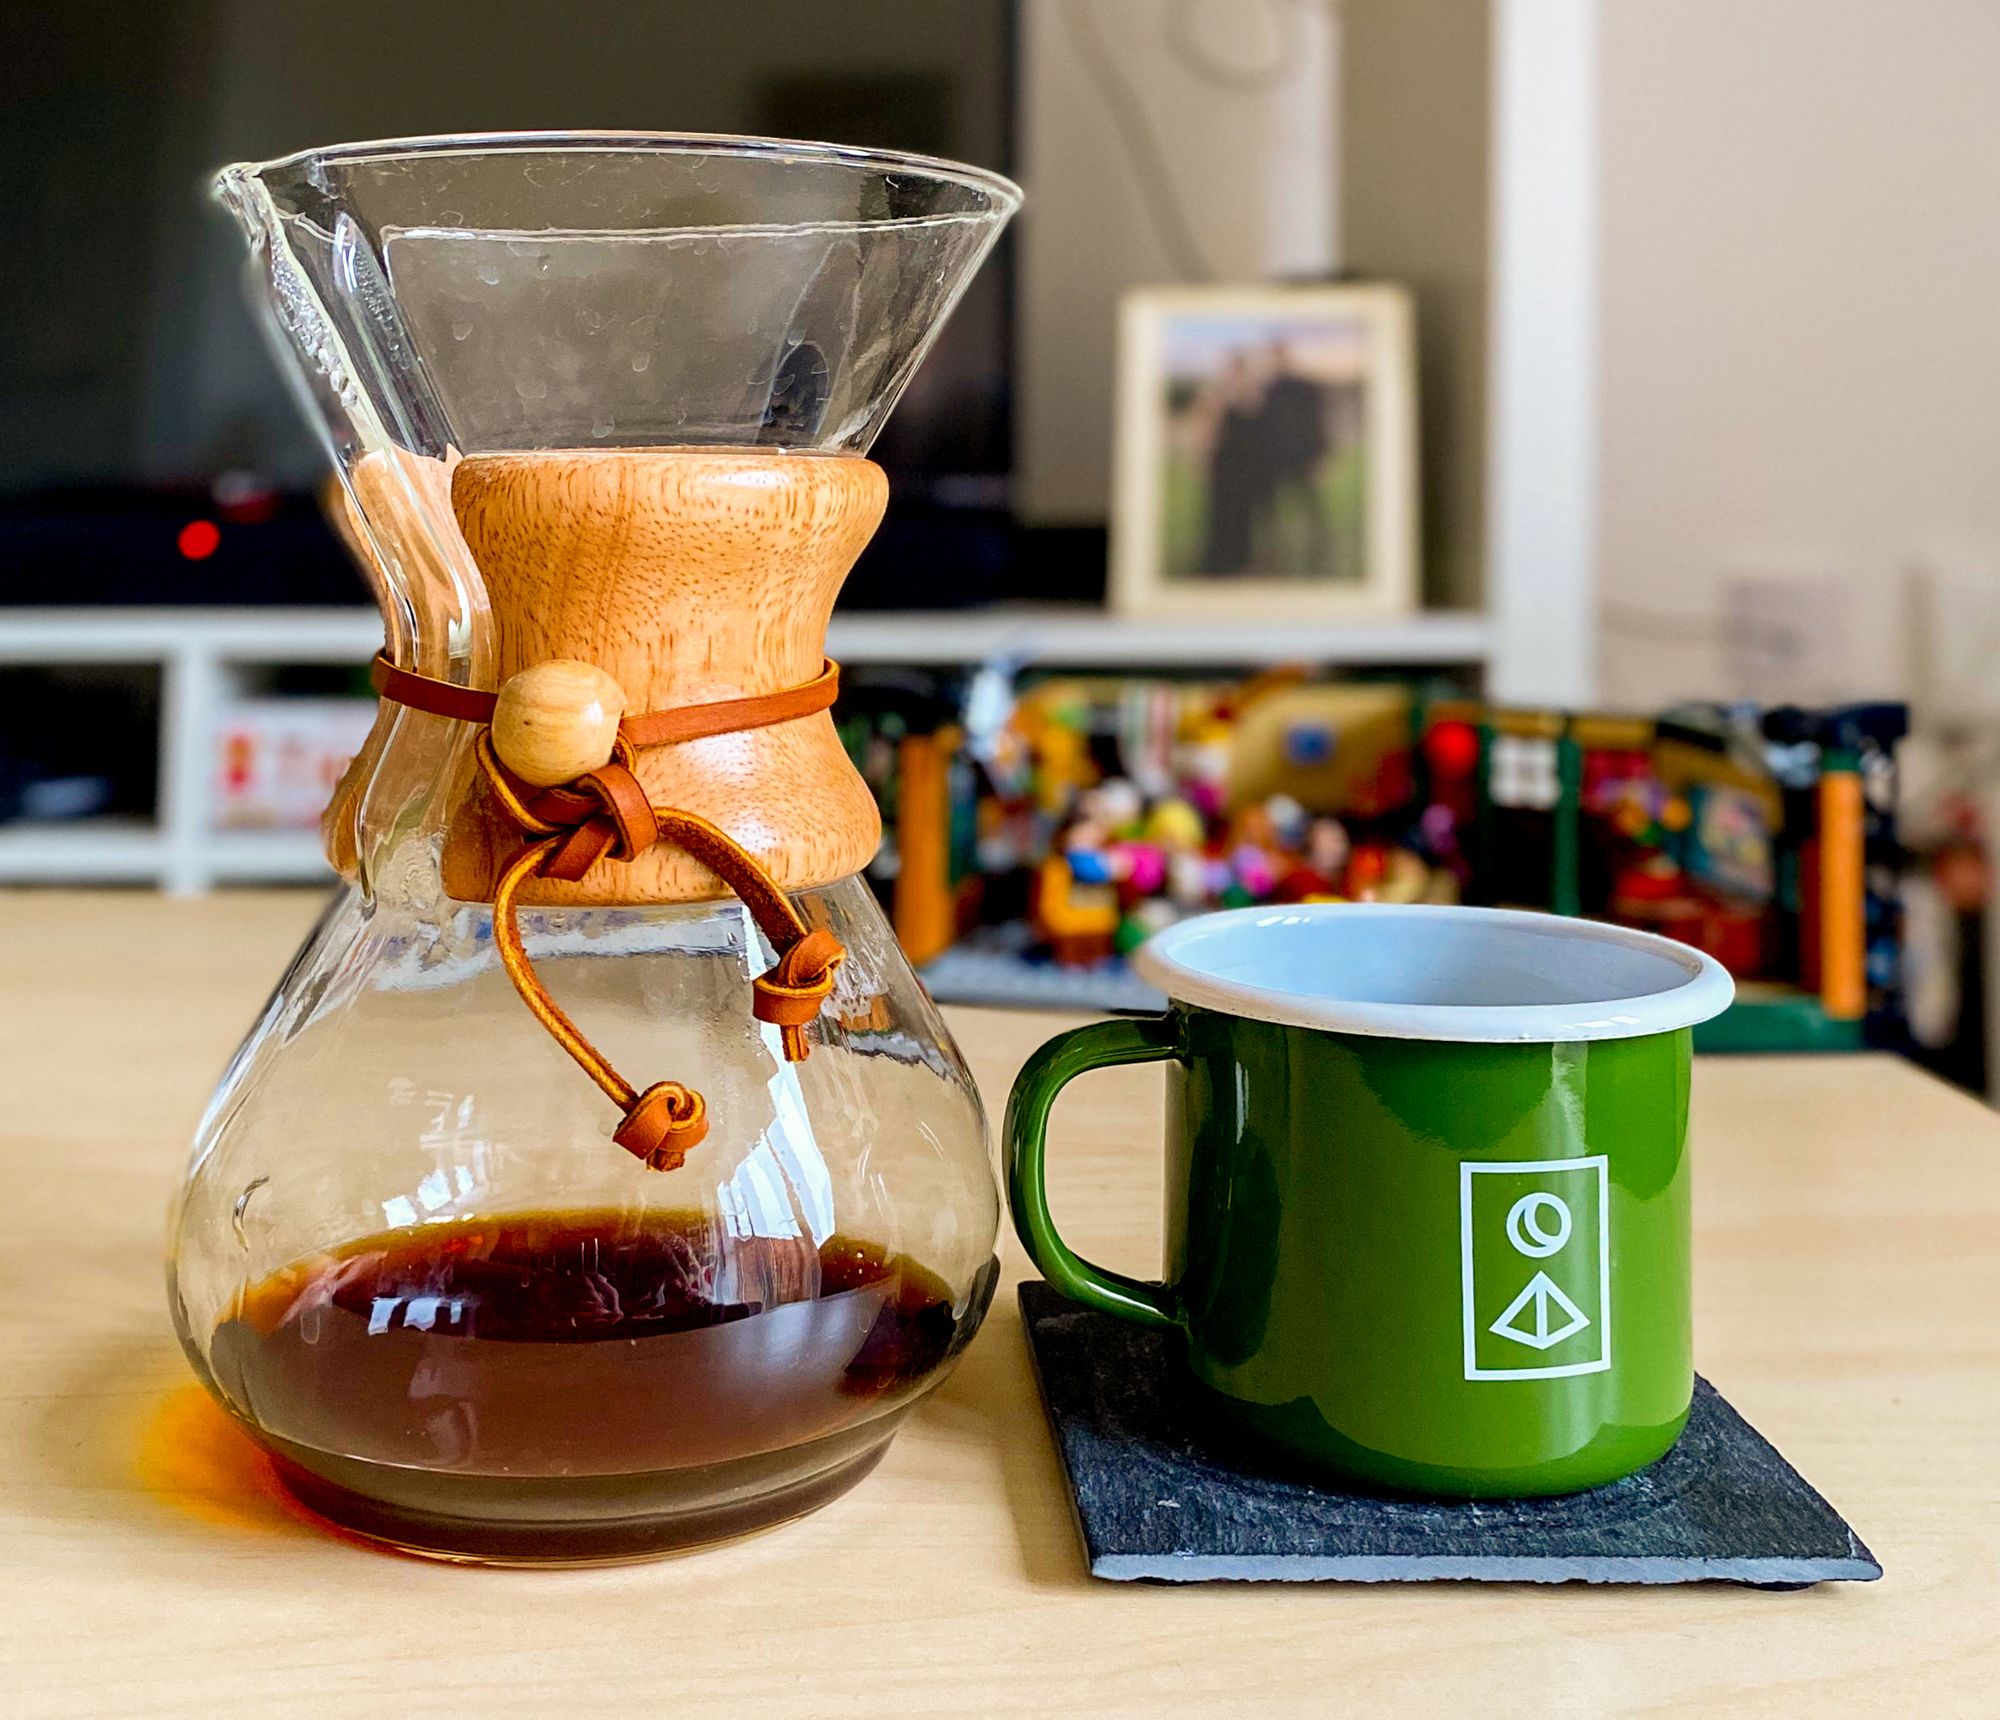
[[475, 260, 501, 286], [451, 318, 474, 342], [630, 352, 651, 373], [517, 375, 548, 400], [591, 419, 613, 439]]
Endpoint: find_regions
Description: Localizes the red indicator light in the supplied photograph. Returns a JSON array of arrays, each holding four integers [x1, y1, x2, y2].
[[177, 519, 222, 561], [1425, 720, 1480, 778]]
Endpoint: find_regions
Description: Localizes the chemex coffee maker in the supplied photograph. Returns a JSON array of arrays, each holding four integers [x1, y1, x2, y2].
[[167, 134, 1019, 1563]]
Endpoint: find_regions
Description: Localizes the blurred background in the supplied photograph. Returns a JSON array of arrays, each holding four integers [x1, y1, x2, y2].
[[5, 0, 1999, 1091]]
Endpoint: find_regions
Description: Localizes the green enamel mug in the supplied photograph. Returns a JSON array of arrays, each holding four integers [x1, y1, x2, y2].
[[1004, 904, 1733, 1496]]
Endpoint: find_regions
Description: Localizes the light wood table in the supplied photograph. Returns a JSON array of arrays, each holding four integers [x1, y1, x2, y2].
[[2, 890, 1997, 1717]]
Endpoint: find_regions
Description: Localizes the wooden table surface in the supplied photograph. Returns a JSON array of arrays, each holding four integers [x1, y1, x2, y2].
[[2, 890, 1998, 1717]]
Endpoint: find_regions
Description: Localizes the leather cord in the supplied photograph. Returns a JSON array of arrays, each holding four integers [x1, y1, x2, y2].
[[369, 652, 840, 745], [374, 655, 847, 1173]]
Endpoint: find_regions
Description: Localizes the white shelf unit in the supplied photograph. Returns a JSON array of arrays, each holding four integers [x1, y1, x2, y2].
[[0, 604, 1491, 892], [0, 609, 381, 892], [827, 606, 1490, 668]]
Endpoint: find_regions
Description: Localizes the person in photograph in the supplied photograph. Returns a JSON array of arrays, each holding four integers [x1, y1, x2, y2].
[[1252, 340, 1332, 577], [1198, 351, 1264, 575]]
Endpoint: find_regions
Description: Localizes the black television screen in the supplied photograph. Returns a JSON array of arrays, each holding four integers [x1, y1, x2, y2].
[[0, 0, 1025, 608]]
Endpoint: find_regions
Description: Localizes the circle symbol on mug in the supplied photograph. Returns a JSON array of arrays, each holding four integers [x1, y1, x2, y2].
[[1505, 1191, 1572, 1258]]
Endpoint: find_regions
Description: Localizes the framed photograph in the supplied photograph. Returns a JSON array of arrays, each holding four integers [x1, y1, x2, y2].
[[1110, 284, 1418, 620]]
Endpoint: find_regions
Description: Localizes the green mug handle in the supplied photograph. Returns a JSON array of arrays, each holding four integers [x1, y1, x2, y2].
[[1004, 1014, 1187, 1332]]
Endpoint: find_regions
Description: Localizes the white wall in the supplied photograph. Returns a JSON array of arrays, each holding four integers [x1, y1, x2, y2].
[[1014, 0, 1341, 525], [1339, 0, 1490, 611], [1596, 0, 2000, 708]]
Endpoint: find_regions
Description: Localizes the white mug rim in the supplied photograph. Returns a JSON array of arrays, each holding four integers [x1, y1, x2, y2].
[[1130, 903, 1736, 1044]]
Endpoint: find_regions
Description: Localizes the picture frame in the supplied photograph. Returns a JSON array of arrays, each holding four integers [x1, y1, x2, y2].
[[1109, 283, 1419, 621]]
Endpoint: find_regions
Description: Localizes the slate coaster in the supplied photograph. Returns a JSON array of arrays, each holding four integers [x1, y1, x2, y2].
[[1020, 1282, 1881, 1587]]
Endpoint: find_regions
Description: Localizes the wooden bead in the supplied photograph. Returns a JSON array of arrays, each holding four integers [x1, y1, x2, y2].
[[491, 660, 626, 788]]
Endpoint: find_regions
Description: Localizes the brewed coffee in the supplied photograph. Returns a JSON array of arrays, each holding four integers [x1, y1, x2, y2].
[[205, 1209, 993, 1561]]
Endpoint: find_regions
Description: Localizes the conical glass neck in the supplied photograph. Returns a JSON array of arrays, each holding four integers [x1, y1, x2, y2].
[[214, 131, 1019, 458]]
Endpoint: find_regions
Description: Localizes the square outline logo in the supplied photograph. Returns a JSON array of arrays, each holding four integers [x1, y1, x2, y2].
[[1459, 1156, 1612, 1381]]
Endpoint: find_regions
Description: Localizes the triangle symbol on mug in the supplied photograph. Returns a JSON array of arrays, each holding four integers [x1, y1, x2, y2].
[[1488, 1270, 1591, 1351]]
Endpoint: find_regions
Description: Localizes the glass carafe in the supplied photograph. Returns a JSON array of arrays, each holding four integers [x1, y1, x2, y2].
[[168, 134, 1019, 1564]]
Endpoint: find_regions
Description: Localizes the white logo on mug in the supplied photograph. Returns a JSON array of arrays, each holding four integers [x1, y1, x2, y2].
[[1459, 1157, 1611, 1381]]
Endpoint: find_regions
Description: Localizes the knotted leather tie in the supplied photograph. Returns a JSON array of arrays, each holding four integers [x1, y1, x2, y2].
[[372, 653, 847, 1172]]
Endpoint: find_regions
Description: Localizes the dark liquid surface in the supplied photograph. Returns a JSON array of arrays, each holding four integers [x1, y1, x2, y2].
[[206, 1209, 992, 1562]]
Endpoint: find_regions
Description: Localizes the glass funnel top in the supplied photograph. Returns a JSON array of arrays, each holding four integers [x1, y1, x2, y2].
[[214, 132, 1020, 457]]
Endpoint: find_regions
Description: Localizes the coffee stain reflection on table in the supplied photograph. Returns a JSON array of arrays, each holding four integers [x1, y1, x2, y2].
[[135, 1384, 394, 1554]]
